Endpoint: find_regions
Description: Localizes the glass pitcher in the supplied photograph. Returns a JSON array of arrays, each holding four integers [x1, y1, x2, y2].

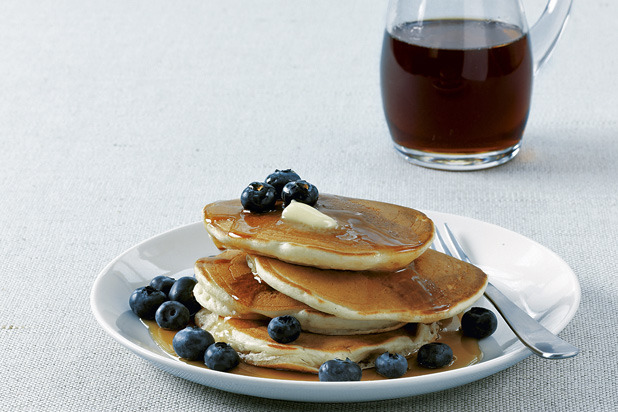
[[380, 0, 573, 170]]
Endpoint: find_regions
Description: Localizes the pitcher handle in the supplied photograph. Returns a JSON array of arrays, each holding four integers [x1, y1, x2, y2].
[[529, 0, 574, 73]]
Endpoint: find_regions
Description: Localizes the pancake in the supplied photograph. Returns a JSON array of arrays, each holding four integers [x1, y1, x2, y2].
[[194, 250, 406, 335], [194, 281, 265, 320], [203, 194, 434, 271], [247, 249, 488, 323], [195, 308, 440, 373]]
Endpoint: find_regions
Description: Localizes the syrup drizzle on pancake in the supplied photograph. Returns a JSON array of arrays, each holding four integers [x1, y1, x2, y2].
[[204, 194, 433, 254], [249, 249, 488, 323], [195, 250, 407, 334], [197, 251, 307, 312]]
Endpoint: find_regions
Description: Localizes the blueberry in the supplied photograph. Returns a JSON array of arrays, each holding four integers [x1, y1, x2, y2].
[[168, 276, 201, 315], [375, 352, 408, 379], [281, 180, 318, 207], [204, 342, 240, 371], [155, 301, 190, 330], [265, 169, 301, 197], [149, 275, 176, 296], [318, 358, 362, 382], [416, 342, 453, 369], [172, 326, 215, 360], [129, 286, 167, 320], [240, 181, 277, 213], [267, 315, 301, 344], [461, 307, 498, 339]]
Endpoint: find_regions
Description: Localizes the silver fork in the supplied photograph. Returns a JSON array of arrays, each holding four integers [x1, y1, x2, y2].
[[432, 223, 579, 359]]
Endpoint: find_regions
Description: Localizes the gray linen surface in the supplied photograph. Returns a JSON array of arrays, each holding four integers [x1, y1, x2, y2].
[[1, 1, 616, 411]]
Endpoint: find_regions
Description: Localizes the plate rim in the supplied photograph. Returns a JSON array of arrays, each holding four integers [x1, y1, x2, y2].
[[90, 211, 581, 402]]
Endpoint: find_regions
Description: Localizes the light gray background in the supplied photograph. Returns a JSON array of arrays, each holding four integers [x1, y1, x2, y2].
[[1, 1, 616, 410]]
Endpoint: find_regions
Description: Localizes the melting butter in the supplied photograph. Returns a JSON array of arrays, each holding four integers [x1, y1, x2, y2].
[[281, 200, 338, 230]]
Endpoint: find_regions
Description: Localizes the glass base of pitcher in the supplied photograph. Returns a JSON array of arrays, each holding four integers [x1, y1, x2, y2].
[[393, 143, 521, 171]]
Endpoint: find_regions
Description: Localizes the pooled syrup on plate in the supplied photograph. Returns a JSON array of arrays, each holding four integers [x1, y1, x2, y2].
[[143, 320, 482, 381]]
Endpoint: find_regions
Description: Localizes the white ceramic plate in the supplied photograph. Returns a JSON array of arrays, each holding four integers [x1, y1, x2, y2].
[[90, 212, 580, 403]]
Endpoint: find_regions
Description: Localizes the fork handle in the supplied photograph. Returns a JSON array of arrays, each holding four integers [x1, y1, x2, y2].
[[484, 283, 579, 359]]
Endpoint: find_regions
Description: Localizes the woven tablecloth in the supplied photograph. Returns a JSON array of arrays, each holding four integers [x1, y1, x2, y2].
[[1, 1, 616, 410]]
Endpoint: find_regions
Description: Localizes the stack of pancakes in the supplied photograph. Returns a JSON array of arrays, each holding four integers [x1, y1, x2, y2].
[[193, 194, 488, 374]]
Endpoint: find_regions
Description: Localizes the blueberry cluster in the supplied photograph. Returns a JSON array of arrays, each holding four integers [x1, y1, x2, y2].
[[129, 275, 202, 330], [129, 275, 240, 372], [240, 169, 319, 213]]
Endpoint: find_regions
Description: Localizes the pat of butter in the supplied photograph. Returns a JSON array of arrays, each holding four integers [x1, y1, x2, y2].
[[281, 200, 338, 230]]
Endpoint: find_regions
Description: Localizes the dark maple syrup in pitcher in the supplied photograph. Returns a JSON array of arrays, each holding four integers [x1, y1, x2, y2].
[[380, 19, 533, 154]]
